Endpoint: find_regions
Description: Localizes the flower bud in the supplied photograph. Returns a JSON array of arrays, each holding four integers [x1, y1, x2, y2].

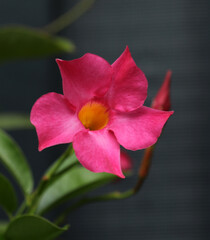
[[151, 70, 172, 111], [120, 150, 133, 172]]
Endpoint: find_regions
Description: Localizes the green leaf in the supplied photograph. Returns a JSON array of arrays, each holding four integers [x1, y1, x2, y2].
[[4, 215, 68, 240], [0, 174, 17, 214], [0, 113, 32, 130], [37, 166, 116, 214], [0, 129, 33, 195], [0, 26, 75, 62]]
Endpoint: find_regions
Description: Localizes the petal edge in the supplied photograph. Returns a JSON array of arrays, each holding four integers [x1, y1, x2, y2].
[[30, 92, 84, 151], [73, 129, 124, 178], [110, 106, 173, 150], [56, 53, 112, 108], [108, 46, 148, 112]]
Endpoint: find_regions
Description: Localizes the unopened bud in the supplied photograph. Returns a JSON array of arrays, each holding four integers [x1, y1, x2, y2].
[[151, 70, 172, 111]]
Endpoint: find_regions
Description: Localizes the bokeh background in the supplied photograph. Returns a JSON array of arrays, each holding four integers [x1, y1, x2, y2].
[[0, 0, 209, 239]]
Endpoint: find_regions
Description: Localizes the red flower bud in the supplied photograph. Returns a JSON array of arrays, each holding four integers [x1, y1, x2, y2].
[[151, 70, 172, 111], [120, 150, 133, 172]]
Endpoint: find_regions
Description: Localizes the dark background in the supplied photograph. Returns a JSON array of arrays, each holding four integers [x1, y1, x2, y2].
[[0, 0, 209, 239]]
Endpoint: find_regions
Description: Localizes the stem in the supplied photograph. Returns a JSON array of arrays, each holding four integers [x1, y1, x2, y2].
[[15, 201, 26, 216], [43, 0, 96, 34], [55, 189, 134, 225], [27, 144, 74, 214], [51, 161, 79, 180], [4, 210, 12, 221], [44, 144, 74, 179], [134, 145, 155, 193], [55, 145, 155, 225]]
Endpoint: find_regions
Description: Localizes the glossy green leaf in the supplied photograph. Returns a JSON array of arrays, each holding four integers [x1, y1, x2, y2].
[[0, 174, 17, 214], [0, 113, 32, 130], [37, 166, 116, 214], [0, 26, 75, 62], [4, 215, 68, 240], [0, 129, 33, 195]]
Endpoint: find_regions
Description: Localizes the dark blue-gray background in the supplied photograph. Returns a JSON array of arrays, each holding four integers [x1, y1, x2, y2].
[[0, 0, 209, 239]]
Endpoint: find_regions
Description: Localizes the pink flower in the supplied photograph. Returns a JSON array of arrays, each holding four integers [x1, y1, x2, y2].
[[30, 47, 173, 178], [151, 70, 172, 111]]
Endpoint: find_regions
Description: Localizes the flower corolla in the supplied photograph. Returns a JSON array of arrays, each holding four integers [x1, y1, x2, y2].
[[31, 47, 173, 178]]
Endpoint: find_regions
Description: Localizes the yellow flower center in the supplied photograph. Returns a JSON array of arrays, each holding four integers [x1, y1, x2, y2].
[[78, 101, 109, 131]]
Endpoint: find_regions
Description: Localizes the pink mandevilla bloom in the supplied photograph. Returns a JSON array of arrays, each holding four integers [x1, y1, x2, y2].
[[30, 47, 173, 178]]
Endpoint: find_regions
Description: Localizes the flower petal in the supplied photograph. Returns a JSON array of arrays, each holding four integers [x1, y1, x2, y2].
[[108, 46, 148, 112], [56, 54, 112, 108], [110, 106, 174, 150], [73, 129, 124, 178], [30, 92, 84, 151]]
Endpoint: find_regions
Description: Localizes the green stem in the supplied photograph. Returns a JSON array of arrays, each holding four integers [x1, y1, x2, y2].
[[44, 144, 74, 179], [55, 145, 156, 225], [43, 0, 96, 34], [55, 189, 134, 225], [27, 144, 74, 214], [4, 210, 12, 221], [51, 161, 79, 180], [0, 113, 32, 130], [15, 201, 26, 216]]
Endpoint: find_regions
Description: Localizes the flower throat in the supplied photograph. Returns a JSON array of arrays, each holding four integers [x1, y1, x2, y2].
[[78, 101, 109, 131]]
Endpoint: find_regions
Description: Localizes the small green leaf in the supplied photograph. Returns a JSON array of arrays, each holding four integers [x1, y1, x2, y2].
[[4, 215, 68, 240], [0, 129, 33, 195], [0, 113, 32, 130], [37, 166, 116, 214], [0, 26, 75, 62], [0, 174, 17, 214]]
